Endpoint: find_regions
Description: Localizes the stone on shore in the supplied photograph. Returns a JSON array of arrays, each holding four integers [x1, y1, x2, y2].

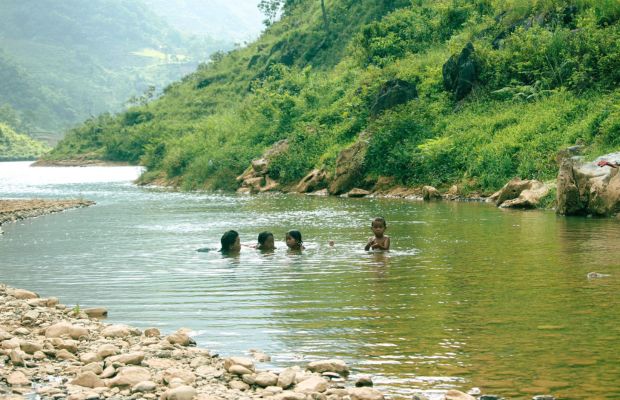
[[224, 357, 255, 372], [348, 387, 384, 400], [11, 288, 39, 299], [57, 348, 77, 360], [493, 178, 549, 209], [96, 343, 119, 359], [277, 367, 297, 389], [144, 327, 160, 337], [307, 359, 350, 376], [296, 169, 328, 193], [71, 371, 106, 388], [101, 324, 132, 338], [131, 380, 158, 393], [107, 351, 145, 366], [20, 340, 43, 354], [276, 391, 307, 400], [7, 370, 31, 386], [161, 385, 197, 400], [294, 376, 328, 393], [229, 364, 253, 375], [9, 349, 26, 366], [346, 188, 371, 198], [445, 389, 476, 400], [83, 307, 108, 318], [107, 366, 151, 388], [163, 367, 196, 385], [45, 322, 89, 339], [557, 152, 620, 216], [422, 186, 442, 201], [82, 362, 104, 375], [166, 330, 195, 346], [229, 380, 250, 391], [80, 352, 100, 364], [255, 371, 278, 387]]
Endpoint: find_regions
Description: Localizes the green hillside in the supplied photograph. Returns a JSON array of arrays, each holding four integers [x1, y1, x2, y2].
[[47, 0, 620, 194], [0, 123, 49, 161], [0, 0, 229, 142]]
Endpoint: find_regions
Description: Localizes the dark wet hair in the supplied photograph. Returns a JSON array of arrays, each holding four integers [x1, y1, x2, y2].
[[286, 230, 303, 244], [220, 230, 239, 252], [257, 231, 273, 245], [372, 217, 387, 227]]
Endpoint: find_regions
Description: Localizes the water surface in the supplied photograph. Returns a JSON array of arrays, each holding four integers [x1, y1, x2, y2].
[[1, 161, 619, 399]]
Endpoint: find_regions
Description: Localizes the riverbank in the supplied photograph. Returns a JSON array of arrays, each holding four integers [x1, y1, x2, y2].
[[0, 283, 398, 400], [0, 199, 95, 226], [32, 159, 132, 167]]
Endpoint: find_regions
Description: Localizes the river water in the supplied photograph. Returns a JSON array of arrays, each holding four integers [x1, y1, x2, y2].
[[0, 161, 619, 399]]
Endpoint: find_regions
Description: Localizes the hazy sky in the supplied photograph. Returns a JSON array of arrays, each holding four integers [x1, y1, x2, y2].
[[144, 0, 265, 41]]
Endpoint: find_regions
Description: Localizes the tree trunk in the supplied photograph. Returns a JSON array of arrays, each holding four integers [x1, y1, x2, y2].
[[320, 0, 329, 33]]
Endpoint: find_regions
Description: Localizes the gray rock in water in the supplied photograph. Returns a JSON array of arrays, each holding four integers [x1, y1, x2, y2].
[[355, 375, 373, 387], [587, 272, 611, 279]]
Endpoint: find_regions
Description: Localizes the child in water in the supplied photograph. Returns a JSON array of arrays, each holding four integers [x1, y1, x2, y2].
[[256, 231, 276, 251], [220, 230, 241, 254], [365, 217, 390, 251], [285, 230, 305, 251]]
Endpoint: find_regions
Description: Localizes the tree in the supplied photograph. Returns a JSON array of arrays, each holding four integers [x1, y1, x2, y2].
[[258, 0, 284, 26], [258, 0, 329, 33]]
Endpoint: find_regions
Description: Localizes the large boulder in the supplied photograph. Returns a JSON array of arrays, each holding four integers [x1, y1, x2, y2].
[[296, 169, 328, 193], [329, 133, 370, 195], [442, 42, 479, 101], [492, 178, 550, 209], [370, 79, 418, 116], [237, 140, 288, 193], [422, 186, 442, 201], [557, 153, 620, 216]]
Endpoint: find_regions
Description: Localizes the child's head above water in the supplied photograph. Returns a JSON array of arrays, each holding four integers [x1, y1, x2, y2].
[[220, 230, 240, 253], [257, 231, 275, 250], [285, 230, 303, 250], [371, 217, 387, 237]]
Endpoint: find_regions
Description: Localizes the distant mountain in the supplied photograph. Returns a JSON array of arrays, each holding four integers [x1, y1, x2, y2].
[[143, 0, 264, 41], [0, 0, 229, 144]]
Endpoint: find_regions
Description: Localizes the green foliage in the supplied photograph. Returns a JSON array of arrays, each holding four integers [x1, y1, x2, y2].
[[0, 123, 50, 160], [46, 0, 620, 194]]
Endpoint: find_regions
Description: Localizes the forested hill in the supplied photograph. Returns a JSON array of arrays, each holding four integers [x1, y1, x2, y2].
[[47, 0, 620, 194], [0, 0, 229, 143], [0, 123, 49, 161]]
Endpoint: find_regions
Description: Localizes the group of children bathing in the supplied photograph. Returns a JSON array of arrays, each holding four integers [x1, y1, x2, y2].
[[216, 217, 391, 254]]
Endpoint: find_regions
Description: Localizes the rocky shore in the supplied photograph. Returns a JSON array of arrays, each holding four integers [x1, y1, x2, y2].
[[0, 199, 95, 227], [0, 284, 506, 400], [32, 159, 131, 167]]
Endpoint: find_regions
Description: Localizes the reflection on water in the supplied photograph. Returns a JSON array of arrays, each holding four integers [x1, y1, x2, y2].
[[1, 162, 619, 399]]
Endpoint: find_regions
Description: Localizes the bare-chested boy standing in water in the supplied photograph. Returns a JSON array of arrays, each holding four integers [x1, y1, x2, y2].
[[365, 217, 390, 251]]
